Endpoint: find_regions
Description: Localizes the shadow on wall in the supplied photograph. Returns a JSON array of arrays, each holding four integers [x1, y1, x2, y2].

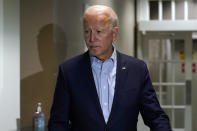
[[21, 23, 67, 128]]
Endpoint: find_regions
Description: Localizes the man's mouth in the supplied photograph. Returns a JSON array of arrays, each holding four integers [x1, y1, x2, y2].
[[90, 46, 99, 48]]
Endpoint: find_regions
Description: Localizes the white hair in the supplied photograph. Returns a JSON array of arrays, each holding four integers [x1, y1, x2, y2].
[[83, 5, 119, 28]]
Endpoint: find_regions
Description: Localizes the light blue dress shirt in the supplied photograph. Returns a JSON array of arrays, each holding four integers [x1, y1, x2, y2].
[[90, 48, 117, 123]]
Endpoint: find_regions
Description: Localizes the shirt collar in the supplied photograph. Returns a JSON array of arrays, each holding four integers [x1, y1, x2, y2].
[[110, 46, 117, 63]]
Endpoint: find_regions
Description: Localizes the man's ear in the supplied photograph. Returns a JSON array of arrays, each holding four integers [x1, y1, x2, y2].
[[112, 26, 119, 42]]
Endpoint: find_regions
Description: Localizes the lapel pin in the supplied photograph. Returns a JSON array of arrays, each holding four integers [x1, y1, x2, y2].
[[122, 66, 126, 70]]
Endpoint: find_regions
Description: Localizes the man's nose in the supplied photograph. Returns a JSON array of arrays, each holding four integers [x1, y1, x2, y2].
[[90, 31, 95, 42]]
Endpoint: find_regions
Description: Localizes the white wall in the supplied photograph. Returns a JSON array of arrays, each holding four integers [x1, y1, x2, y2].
[[20, 0, 54, 128], [0, 0, 3, 99], [114, 0, 135, 56], [0, 0, 20, 130]]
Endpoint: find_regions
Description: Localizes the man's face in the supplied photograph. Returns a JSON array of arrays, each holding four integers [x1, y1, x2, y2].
[[84, 12, 118, 61]]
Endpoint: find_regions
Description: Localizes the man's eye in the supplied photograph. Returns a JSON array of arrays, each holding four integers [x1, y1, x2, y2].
[[97, 30, 101, 34], [84, 30, 89, 34]]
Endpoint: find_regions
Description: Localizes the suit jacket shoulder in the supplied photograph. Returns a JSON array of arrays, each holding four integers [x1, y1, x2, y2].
[[59, 52, 90, 72], [117, 51, 147, 73]]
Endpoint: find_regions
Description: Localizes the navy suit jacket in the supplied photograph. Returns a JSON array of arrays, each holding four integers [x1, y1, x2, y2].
[[48, 51, 172, 131]]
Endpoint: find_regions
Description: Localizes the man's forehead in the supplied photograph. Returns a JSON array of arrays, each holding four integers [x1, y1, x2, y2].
[[85, 12, 108, 20]]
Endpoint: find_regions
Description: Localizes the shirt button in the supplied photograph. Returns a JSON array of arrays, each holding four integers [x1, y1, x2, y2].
[[103, 86, 106, 89], [104, 103, 108, 106]]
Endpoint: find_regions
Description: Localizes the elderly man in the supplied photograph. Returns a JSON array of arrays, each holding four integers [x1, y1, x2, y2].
[[48, 5, 172, 131]]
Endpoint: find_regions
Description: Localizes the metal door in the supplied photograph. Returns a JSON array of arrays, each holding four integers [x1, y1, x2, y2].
[[138, 32, 192, 131]]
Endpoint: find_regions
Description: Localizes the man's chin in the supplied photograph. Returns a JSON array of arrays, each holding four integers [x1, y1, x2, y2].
[[89, 51, 100, 57]]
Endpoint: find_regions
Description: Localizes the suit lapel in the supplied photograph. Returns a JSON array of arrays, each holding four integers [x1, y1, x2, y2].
[[83, 52, 106, 123], [107, 51, 128, 125]]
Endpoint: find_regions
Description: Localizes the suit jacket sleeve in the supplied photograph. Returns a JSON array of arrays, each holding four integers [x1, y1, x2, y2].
[[48, 65, 71, 131], [139, 62, 172, 131]]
